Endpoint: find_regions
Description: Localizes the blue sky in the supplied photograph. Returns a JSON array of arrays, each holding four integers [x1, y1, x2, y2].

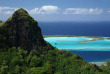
[[0, 0, 110, 22]]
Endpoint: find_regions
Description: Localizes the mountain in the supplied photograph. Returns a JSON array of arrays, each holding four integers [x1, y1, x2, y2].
[[0, 8, 53, 52], [0, 8, 108, 74]]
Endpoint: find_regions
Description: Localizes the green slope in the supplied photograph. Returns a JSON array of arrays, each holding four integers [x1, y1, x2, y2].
[[0, 47, 102, 74]]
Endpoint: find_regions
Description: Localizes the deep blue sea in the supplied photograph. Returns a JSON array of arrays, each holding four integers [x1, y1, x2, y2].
[[39, 21, 110, 37], [39, 22, 110, 63], [70, 51, 110, 62]]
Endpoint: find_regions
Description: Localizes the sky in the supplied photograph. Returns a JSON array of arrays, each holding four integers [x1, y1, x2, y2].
[[0, 0, 110, 22]]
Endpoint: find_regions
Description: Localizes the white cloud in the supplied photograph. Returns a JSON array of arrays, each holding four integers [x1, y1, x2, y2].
[[0, 7, 18, 10], [28, 8, 40, 14], [4, 11, 14, 14], [0, 6, 104, 15], [0, 6, 59, 15], [0, 7, 18, 14], [40, 5, 59, 14], [107, 11, 110, 13], [28, 5, 59, 14], [64, 8, 103, 14]]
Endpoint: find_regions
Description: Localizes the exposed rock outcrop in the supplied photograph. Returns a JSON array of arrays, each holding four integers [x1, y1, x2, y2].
[[0, 8, 53, 52]]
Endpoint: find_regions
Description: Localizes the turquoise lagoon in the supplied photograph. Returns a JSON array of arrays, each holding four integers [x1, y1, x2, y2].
[[44, 37, 110, 51], [44, 37, 110, 65]]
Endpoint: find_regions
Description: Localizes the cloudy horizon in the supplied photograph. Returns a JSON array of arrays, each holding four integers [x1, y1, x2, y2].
[[0, 0, 110, 22]]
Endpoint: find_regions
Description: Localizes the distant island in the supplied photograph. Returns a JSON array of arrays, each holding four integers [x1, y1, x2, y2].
[[0, 8, 110, 74], [43, 35, 105, 43]]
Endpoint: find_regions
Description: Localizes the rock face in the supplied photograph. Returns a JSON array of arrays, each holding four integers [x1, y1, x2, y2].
[[0, 8, 48, 51]]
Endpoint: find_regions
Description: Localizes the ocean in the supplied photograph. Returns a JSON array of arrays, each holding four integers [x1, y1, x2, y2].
[[39, 21, 110, 63], [70, 51, 110, 62], [39, 21, 110, 37]]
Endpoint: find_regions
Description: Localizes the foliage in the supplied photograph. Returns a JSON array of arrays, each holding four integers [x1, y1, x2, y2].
[[0, 47, 104, 74], [100, 61, 110, 74]]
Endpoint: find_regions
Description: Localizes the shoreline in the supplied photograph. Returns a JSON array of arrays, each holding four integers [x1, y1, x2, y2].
[[60, 49, 110, 51], [90, 61, 105, 66], [43, 35, 105, 42], [43, 35, 109, 38]]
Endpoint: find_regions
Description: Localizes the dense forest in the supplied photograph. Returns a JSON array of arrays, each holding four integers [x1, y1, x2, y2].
[[0, 8, 110, 74]]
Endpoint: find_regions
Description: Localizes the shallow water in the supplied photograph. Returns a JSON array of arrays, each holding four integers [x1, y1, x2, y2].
[[44, 37, 110, 51]]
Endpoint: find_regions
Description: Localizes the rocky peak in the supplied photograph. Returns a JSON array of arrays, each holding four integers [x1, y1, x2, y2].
[[0, 8, 49, 51], [12, 8, 31, 22]]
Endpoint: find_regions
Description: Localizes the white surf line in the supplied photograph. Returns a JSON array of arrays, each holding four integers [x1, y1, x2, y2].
[[56, 40, 91, 43]]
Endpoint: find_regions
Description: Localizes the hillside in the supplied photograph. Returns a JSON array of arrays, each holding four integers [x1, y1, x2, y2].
[[0, 8, 108, 74]]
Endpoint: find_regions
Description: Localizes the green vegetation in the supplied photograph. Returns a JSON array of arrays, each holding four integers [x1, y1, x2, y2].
[[100, 61, 110, 73], [0, 20, 4, 27], [106, 37, 110, 40], [0, 47, 102, 74], [0, 20, 2, 24], [0, 8, 110, 74]]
